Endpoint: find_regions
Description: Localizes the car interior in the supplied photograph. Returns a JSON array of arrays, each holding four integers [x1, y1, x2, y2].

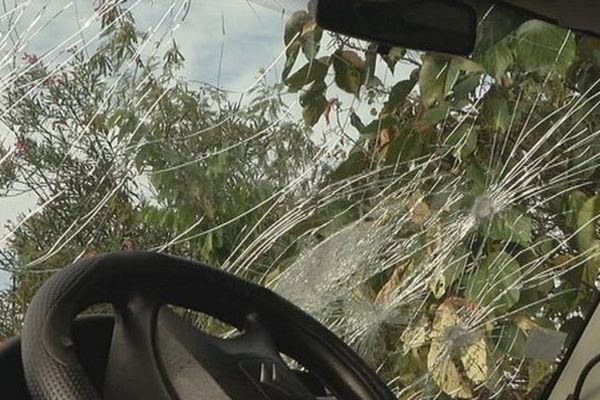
[[1, 1, 600, 399]]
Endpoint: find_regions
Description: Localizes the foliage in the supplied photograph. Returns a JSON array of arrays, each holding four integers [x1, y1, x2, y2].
[[1, 1, 600, 398], [277, 2, 600, 398]]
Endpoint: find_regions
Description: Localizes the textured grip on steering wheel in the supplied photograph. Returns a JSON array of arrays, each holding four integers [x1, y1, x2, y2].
[[22, 256, 103, 400]]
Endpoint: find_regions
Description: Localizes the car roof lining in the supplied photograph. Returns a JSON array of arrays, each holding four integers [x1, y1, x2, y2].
[[498, 0, 600, 37]]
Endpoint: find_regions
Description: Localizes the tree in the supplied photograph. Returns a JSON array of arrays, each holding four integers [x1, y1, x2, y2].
[[0, 1, 316, 335], [1, 1, 600, 398], [274, 2, 600, 398]]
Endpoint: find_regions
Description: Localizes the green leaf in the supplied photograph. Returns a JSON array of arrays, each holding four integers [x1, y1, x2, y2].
[[444, 245, 470, 288], [582, 240, 600, 286], [419, 54, 459, 106], [466, 162, 487, 196], [578, 37, 600, 68], [282, 44, 301, 81], [380, 47, 406, 73], [300, 81, 327, 127], [200, 232, 214, 259], [443, 63, 461, 99], [106, 110, 126, 129], [329, 150, 367, 182], [300, 20, 323, 61], [452, 56, 484, 73], [576, 196, 598, 252], [349, 112, 366, 132], [445, 121, 477, 160], [362, 115, 398, 135], [567, 132, 600, 179], [528, 360, 553, 393], [452, 74, 481, 104], [284, 11, 311, 46], [289, 198, 358, 238], [563, 190, 589, 231], [422, 101, 450, 126], [531, 235, 557, 259], [365, 46, 378, 87], [575, 196, 600, 284], [384, 126, 424, 164], [385, 79, 416, 111], [482, 89, 511, 134], [285, 58, 329, 92], [332, 50, 366, 95], [495, 322, 528, 359], [282, 11, 312, 79], [302, 94, 327, 127], [476, 38, 514, 80], [487, 207, 533, 247], [474, 9, 523, 55], [514, 20, 576, 75], [466, 251, 522, 314], [473, 7, 522, 78]]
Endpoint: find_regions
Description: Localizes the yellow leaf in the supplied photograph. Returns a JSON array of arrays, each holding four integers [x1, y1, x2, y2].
[[401, 318, 430, 354], [430, 274, 447, 299], [410, 199, 432, 225], [378, 127, 395, 158], [428, 300, 474, 398], [431, 300, 461, 338], [549, 254, 576, 268], [428, 348, 474, 399], [340, 49, 366, 69], [374, 264, 407, 305], [528, 359, 552, 393], [460, 336, 489, 384], [514, 314, 537, 334]]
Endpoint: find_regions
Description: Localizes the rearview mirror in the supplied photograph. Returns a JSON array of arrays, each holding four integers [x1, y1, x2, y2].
[[315, 0, 477, 55]]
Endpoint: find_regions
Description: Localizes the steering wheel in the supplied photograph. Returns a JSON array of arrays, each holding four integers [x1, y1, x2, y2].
[[20, 251, 394, 400]]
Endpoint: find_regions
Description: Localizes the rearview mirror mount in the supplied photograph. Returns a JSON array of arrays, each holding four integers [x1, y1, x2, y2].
[[315, 0, 477, 55]]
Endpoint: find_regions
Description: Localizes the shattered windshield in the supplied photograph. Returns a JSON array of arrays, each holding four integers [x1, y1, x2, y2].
[[1, 0, 600, 398]]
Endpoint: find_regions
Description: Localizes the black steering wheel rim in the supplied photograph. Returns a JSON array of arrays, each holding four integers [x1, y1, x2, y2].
[[21, 251, 394, 400]]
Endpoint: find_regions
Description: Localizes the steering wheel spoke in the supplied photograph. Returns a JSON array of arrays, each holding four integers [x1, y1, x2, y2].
[[104, 291, 170, 399]]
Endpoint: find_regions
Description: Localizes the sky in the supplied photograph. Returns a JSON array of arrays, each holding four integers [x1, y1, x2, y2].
[[0, 0, 294, 285]]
